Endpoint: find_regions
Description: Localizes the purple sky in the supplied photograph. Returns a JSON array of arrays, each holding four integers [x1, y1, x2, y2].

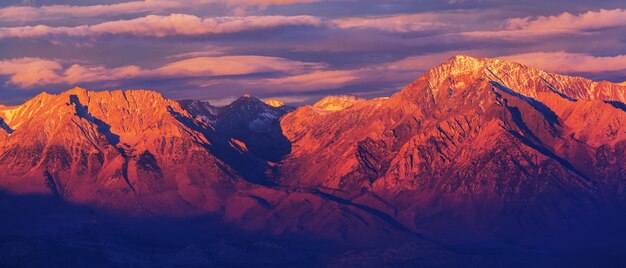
[[1, 0, 626, 106]]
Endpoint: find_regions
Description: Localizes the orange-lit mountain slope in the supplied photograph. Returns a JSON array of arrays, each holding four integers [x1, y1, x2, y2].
[[279, 55, 626, 238], [0, 55, 625, 243], [0, 88, 244, 214]]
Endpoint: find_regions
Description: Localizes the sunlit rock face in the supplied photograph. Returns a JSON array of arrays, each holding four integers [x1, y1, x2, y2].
[[312, 95, 365, 111], [0, 88, 238, 215], [264, 99, 285, 108], [0, 56, 625, 248], [279, 55, 626, 239]]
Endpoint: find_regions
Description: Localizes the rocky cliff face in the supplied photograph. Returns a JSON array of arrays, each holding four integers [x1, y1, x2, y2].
[[0, 88, 408, 242], [279, 55, 626, 240], [179, 95, 294, 165], [312, 95, 365, 111], [1, 55, 625, 246], [0, 88, 241, 215]]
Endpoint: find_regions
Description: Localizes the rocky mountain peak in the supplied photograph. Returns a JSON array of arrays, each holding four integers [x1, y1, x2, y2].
[[178, 99, 218, 123], [236, 94, 260, 104], [427, 55, 525, 84], [313, 95, 365, 111], [407, 55, 626, 103]]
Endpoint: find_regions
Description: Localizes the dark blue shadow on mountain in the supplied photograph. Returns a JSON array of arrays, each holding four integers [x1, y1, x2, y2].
[[167, 106, 278, 186], [69, 95, 120, 145], [606, 101, 626, 112], [508, 129, 592, 184], [0, 190, 334, 268], [490, 82, 561, 130], [539, 75, 577, 102], [211, 95, 293, 163], [223, 120, 292, 163], [69, 95, 134, 191], [491, 88, 591, 183], [0, 117, 12, 134], [2, 190, 626, 267]]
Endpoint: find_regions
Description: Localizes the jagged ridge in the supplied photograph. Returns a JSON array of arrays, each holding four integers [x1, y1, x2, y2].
[[1, 55, 625, 246]]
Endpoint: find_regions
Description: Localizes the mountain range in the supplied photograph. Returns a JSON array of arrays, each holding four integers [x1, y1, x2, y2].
[[1, 55, 626, 266]]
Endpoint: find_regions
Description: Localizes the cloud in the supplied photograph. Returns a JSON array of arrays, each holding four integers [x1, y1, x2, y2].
[[501, 51, 626, 74], [331, 11, 492, 33], [0, 58, 145, 88], [0, 56, 323, 88], [226, 0, 319, 6], [332, 14, 449, 33], [201, 52, 452, 96], [156, 56, 322, 77], [504, 9, 626, 32], [262, 70, 359, 91], [464, 9, 626, 39], [0, 0, 321, 22], [0, 58, 64, 87], [166, 50, 227, 59], [0, 13, 322, 39], [0, 0, 180, 22]]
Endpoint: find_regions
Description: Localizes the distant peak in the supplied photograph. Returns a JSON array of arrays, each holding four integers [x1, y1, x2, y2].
[[232, 94, 265, 104], [234, 94, 261, 102], [313, 95, 365, 111], [265, 99, 285, 107], [178, 99, 214, 109], [226, 94, 268, 110]]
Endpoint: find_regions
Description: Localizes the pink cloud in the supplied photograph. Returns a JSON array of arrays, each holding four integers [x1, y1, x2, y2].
[[331, 11, 491, 33], [91, 14, 322, 37], [0, 58, 64, 87], [505, 9, 626, 32], [227, 0, 319, 5], [0, 55, 322, 88], [0, 0, 322, 22], [0, 0, 179, 22], [501, 51, 626, 74], [262, 70, 359, 90], [0, 58, 145, 88], [0, 13, 321, 39], [464, 9, 626, 39], [63, 65, 144, 85], [156, 56, 323, 77], [332, 14, 448, 33], [217, 52, 479, 94]]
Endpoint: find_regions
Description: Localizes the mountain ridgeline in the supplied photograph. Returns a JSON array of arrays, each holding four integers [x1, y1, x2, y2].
[[1, 55, 626, 265]]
